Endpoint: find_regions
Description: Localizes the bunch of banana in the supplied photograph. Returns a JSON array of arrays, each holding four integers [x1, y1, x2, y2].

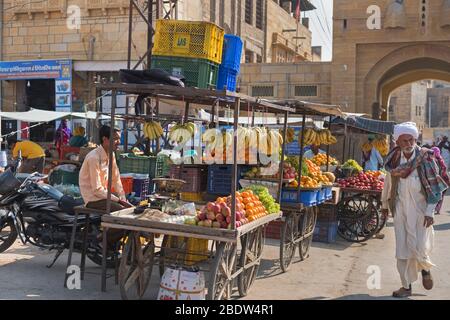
[[202, 128, 232, 151], [299, 128, 337, 146], [285, 128, 295, 144], [168, 122, 195, 145], [143, 121, 164, 141], [362, 141, 373, 152], [373, 137, 389, 156]]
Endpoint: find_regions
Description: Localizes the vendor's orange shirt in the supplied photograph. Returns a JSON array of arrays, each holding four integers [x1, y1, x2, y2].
[[12, 141, 45, 159], [79, 146, 125, 204]]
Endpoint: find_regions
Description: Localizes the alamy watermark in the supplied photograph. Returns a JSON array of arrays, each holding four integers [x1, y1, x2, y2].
[[366, 265, 381, 290], [67, 5, 81, 30], [66, 265, 81, 290]]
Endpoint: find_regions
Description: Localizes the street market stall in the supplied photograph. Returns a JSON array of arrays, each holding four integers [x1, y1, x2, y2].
[[97, 83, 294, 300], [326, 115, 396, 243], [264, 100, 344, 272]]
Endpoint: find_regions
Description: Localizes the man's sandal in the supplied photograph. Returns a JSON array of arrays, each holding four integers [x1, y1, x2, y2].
[[392, 287, 412, 298], [422, 270, 434, 290]]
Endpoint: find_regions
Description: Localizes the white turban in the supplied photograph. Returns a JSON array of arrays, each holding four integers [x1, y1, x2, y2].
[[393, 122, 419, 141]]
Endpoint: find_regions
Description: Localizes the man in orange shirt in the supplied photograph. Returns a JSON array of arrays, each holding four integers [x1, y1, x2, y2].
[[7, 137, 46, 173], [79, 125, 130, 212]]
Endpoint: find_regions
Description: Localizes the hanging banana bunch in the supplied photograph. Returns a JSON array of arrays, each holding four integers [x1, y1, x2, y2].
[[285, 128, 295, 144], [299, 128, 337, 146], [143, 121, 164, 141], [168, 122, 195, 145]]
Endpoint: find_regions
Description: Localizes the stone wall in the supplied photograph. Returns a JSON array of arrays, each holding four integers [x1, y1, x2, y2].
[[239, 62, 332, 103]]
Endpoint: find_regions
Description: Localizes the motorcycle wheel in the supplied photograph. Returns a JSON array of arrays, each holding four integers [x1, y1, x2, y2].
[[0, 219, 18, 253]]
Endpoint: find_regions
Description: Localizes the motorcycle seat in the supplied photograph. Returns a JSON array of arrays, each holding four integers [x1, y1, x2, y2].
[[59, 195, 85, 215]]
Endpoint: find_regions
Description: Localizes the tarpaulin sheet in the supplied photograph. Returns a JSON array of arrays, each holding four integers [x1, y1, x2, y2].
[[330, 115, 396, 135]]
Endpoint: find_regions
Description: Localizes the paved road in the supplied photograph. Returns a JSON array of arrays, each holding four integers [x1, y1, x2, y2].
[[1, 197, 449, 300]]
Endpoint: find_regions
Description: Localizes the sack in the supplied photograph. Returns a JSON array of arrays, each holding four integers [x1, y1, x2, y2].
[[157, 267, 206, 300]]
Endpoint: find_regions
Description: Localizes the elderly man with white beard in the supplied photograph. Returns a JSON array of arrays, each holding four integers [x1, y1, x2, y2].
[[381, 122, 448, 298]]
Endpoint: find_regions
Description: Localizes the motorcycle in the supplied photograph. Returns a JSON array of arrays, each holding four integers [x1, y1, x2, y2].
[[0, 153, 116, 268]]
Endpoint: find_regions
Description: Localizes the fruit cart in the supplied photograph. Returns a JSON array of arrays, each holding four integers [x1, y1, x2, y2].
[[268, 100, 344, 272], [97, 83, 294, 300], [329, 116, 395, 243]]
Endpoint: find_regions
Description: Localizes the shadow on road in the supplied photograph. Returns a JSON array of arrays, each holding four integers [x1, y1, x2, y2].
[[333, 293, 425, 300], [434, 223, 450, 231]]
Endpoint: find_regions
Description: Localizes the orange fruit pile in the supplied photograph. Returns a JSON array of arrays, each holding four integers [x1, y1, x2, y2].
[[240, 190, 268, 222]]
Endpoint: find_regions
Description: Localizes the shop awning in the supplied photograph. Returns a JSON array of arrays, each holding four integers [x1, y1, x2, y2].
[[330, 115, 396, 135], [0, 109, 110, 122]]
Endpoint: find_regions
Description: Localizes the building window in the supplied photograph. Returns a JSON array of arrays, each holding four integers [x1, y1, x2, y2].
[[252, 85, 274, 97], [256, 54, 262, 63], [245, 0, 253, 25], [294, 85, 318, 97], [343, 19, 348, 29], [256, 0, 264, 30], [245, 50, 254, 63]]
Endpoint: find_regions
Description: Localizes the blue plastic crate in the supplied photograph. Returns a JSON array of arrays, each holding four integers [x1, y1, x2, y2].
[[132, 174, 150, 199], [221, 34, 243, 72], [207, 165, 249, 195], [313, 221, 338, 243], [317, 187, 326, 204], [324, 186, 333, 200], [281, 189, 318, 207], [217, 66, 238, 91]]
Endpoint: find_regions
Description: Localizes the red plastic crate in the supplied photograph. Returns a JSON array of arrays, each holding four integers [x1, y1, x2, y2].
[[169, 165, 208, 193], [265, 220, 283, 240], [120, 176, 134, 194]]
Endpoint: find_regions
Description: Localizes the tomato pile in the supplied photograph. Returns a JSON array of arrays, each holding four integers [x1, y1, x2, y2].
[[336, 172, 384, 191]]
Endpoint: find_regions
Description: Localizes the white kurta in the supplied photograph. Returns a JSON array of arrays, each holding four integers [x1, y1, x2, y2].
[[381, 152, 435, 288]]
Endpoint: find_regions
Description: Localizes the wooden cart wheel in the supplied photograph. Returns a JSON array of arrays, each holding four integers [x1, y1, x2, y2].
[[237, 227, 264, 297], [337, 196, 379, 243], [372, 196, 386, 233], [119, 232, 155, 300], [279, 213, 297, 273], [207, 242, 237, 300], [299, 207, 318, 260]]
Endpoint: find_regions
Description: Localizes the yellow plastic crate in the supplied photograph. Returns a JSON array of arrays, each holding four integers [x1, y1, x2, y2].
[[153, 19, 224, 64], [180, 192, 204, 202], [164, 236, 209, 266]]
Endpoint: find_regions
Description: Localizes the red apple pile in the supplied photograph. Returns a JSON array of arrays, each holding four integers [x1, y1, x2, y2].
[[336, 172, 384, 191], [195, 195, 249, 229], [283, 162, 297, 180]]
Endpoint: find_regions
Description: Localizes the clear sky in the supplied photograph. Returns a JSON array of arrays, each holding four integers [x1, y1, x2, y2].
[[304, 0, 333, 61]]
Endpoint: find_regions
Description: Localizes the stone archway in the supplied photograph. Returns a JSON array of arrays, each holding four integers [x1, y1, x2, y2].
[[363, 43, 450, 119]]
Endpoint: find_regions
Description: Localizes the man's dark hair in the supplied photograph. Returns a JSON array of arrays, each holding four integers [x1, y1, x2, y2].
[[6, 135, 18, 148], [99, 125, 120, 144]]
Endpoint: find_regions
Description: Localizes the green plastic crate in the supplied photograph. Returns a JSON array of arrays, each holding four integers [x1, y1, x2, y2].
[[49, 170, 80, 186], [151, 55, 219, 89], [156, 154, 172, 178], [118, 153, 157, 178]]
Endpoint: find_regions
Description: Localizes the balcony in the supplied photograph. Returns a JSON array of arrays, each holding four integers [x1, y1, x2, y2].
[[272, 32, 310, 62], [13, 0, 65, 18]]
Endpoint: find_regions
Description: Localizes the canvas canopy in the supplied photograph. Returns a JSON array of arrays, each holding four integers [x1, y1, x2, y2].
[[0, 109, 110, 122]]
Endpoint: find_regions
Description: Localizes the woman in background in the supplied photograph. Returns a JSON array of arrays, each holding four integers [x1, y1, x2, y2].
[[69, 126, 88, 147], [55, 119, 72, 157]]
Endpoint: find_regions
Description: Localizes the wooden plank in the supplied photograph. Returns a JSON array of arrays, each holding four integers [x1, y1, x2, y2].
[[103, 214, 238, 240], [101, 222, 237, 243], [340, 187, 382, 196], [95, 83, 295, 113], [237, 212, 282, 237]]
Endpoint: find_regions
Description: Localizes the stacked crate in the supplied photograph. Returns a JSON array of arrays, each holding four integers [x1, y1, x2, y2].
[[217, 35, 243, 92], [151, 20, 224, 89], [313, 203, 338, 243]]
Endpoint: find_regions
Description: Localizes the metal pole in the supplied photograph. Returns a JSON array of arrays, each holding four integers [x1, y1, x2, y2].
[[124, 0, 134, 152], [106, 90, 116, 215], [278, 111, 289, 204], [147, 0, 154, 69], [342, 135, 347, 163], [156, 98, 160, 152], [297, 114, 306, 200], [326, 116, 331, 172], [231, 98, 240, 230]]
